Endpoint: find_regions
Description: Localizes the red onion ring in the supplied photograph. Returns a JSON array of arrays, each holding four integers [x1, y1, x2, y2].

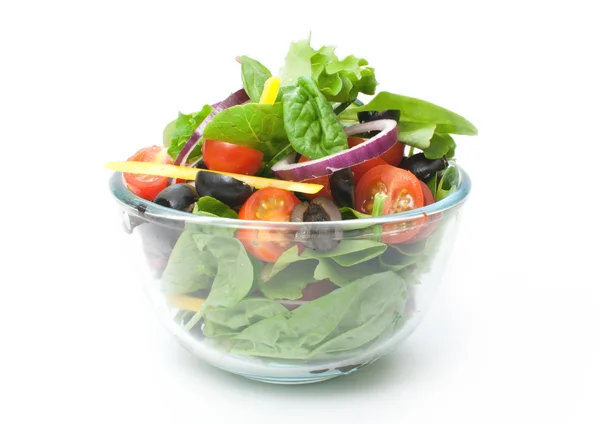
[[272, 119, 398, 181]]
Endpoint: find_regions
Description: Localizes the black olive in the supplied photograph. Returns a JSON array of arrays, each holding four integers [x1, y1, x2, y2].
[[195, 171, 254, 208], [292, 197, 342, 252], [399, 153, 448, 182], [330, 168, 355, 208], [154, 184, 199, 212], [357, 109, 401, 123], [195, 160, 208, 169]]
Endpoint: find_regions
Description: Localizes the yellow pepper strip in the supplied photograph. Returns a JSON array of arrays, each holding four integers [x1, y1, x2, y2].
[[258, 76, 280, 105], [169, 295, 206, 312], [105, 161, 323, 194]]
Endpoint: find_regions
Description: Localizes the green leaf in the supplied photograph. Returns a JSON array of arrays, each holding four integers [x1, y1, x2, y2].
[[163, 105, 213, 160], [239, 56, 272, 103], [436, 166, 459, 201], [202, 103, 288, 160], [278, 37, 316, 85], [193, 197, 238, 219], [203, 298, 287, 338], [347, 91, 477, 136], [230, 271, 407, 359], [282, 76, 348, 159], [313, 258, 380, 286], [259, 261, 319, 300], [398, 122, 437, 149], [423, 133, 452, 159], [339, 207, 371, 220], [160, 231, 214, 294]]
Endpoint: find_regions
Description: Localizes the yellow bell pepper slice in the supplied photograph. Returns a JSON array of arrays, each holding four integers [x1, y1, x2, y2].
[[258, 76, 280, 105], [105, 161, 323, 194], [169, 295, 205, 312]]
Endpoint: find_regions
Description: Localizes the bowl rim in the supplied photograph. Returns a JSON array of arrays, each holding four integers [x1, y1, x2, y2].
[[108, 162, 471, 229]]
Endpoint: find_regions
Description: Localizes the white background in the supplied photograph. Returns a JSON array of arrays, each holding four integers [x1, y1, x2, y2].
[[1, 0, 599, 423]]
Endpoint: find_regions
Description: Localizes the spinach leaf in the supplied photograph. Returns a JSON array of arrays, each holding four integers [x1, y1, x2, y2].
[[184, 236, 254, 330], [160, 231, 214, 294], [313, 258, 380, 286], [203, 298, 287, 338], [230, 271, 406, 359], [398, 122, 437, 149], [163, 105, 213, 160], [239, 56, 272, 103], [423, 133, 452, 159], [347, 91, 478, 136], [202, 103, 288, 160], [259, 260, 319, 300], [193, 197, 237, 219], [282, 76, 348, 159]]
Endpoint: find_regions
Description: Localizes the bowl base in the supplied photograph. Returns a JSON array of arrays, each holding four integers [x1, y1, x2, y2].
[[240, 374, 339, 385]]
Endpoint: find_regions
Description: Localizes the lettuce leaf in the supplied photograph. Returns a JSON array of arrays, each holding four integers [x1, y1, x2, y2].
[[163, 105, 213, 160]]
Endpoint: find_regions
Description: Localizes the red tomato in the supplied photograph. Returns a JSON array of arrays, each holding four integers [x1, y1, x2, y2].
[[409, 181, 439, 242], [123, 145, 174, 201], [356, 165, 425, 244], [236, 188, 301, 262], [298, 156, 333, 200], [203, 139, 263, 175], [351, 157, 388, 184], [348, 137, 405, 168]]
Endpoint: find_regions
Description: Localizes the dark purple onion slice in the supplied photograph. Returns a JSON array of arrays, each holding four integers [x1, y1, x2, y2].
[[168, 89, 249, 184], [272, 119, 398, 182]]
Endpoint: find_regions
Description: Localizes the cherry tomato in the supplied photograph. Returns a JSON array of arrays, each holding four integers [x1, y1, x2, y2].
[[123, 145, 174, 201], [236, 188, 301, 262], [348, 137, 405, 168], [203, 139, 263, 175], [356, 164, 424, 244], [298, 156, 333, 200]]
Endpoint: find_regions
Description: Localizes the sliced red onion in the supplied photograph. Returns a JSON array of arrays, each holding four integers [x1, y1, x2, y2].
[[272, 119, 398, 181], [168, 89, 250, 184]]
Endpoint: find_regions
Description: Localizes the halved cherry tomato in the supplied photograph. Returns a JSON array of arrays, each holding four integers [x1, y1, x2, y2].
[[203, 139, 263, 175], [236, 188, 301, 262], [123, 145, 174, 201], [298, 156, 333, 200], [356, 165, 424, 244], [348, 136, 405, 168], [409, 180, 439, 242]]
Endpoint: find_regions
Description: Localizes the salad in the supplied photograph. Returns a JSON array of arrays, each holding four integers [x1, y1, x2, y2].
[[107, 37, 476, 369]]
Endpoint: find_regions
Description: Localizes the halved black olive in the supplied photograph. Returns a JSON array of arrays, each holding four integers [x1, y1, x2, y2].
[[154, 184, 199, 212], [399, 153, 448, 182], [195, 171, 254, 208], [330, 168, 355, 208], [195, 160, 208, 169], [357, 109, 401, 123], [292, 197, 342, 252]]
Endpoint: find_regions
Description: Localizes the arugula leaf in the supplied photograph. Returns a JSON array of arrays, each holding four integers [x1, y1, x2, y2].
[[202, 103, 288, 160], [203, 298, 287, 338], [230, 271, 406, 359], [163, 105, 213, 160], [239, 56, 272, 103], [282, 76, 348, 159], [193, 197, 237, 219], [347, 92, 478, 136]]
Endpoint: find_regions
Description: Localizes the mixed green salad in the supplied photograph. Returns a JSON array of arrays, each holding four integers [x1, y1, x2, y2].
[[108, 36, 476, 363]]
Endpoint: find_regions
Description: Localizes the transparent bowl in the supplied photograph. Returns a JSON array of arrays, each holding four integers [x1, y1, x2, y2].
[[108, 165, 471, 384]]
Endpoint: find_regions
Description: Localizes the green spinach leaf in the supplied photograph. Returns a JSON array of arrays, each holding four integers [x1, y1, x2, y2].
[[163, 105, 213, 160], [193, 197, 238, 219], [203, 298, 287, 338], [259, 261, 319, 300], [202, 103, 288, 160], [339, 207, 371, 220], [239, 56, 272, 103], [346, 91, 477, 136], [282, 76, 348, 159], [230, 271, 406, 359], [398, 122, 437, 149], [436, 165, 459, 201]]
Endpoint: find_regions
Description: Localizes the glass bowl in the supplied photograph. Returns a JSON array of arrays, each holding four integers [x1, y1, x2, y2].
[[108, 165, 471, 384]]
